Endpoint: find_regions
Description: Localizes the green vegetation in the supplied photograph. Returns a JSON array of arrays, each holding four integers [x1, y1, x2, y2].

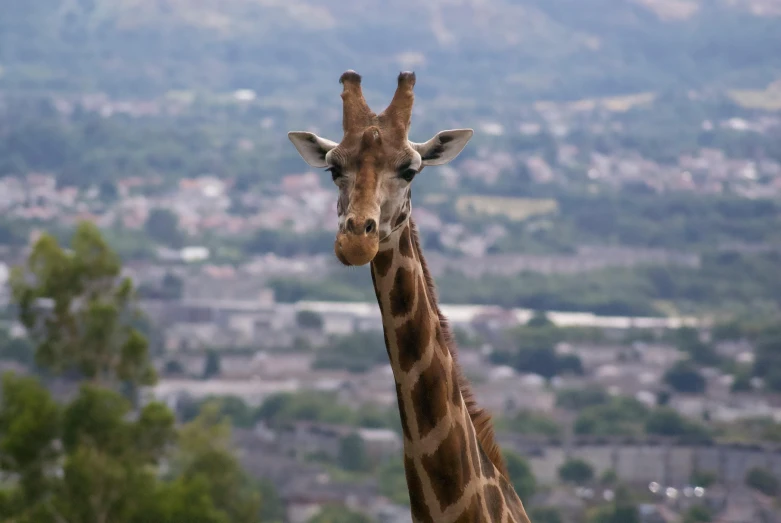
[[455, 196, 558, 222], [683, 505, 713, 523], [529, 507, 563, 523], [378, 459, 410, 506], [203, 350, 222, 379], [307, 505, 372, 523], [145, 208, 184, 247], [0, 98, 291, 190], [745, 467, 780, 497], [296, 310, 324, 330], [0, 330, 34, 367], [664, 360, 707, 394], [645, 408, 712, 442], [10, 222, 156, 389], [337, 434, 370, 473], [690, 470, 718, 488], [557, 386, 611, 411], [4, 0, 781, 104], [729, 82, 781, 111], [490, 320, 584, 378], [272, 248, 781, 318], [0, 223, 268, 522], [497, 411, 563, 438], [313, 331, 387, 374], [504, 451, 537, 500], [255, 391, 401, 432], [570, 394, 713, 443], [558, 458, 595, 485], [586, 484, 640, 523]]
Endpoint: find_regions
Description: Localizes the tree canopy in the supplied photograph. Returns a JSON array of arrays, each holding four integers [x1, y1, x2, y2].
[[0, 221, 270, 522]]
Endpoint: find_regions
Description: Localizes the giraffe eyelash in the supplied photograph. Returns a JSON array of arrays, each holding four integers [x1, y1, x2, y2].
[[325, 166, 343, 181], [399, 168, 418, 182]]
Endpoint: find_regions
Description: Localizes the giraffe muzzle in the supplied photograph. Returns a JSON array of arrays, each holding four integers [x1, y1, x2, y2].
[[335, 216, 379, 266]]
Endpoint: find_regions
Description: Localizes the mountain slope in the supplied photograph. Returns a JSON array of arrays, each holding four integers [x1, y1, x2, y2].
[[1, 0, 780, 102]]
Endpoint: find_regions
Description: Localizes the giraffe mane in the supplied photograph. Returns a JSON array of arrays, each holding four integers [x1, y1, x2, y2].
[[408, 218, 509, 478]]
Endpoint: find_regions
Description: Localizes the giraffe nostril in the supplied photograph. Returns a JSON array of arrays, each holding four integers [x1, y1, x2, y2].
[[346, 217, 355, 233], [364, 219, 376, 235]]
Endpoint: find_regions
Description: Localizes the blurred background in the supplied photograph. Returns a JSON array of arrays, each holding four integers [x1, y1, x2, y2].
[[2, 1, 781, 522]]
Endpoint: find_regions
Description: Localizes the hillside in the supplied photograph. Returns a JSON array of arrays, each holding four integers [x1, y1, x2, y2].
[[2, 0, 781, 102]]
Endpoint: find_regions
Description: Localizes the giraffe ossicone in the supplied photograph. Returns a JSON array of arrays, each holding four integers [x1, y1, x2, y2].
[[288, 71, 532, 523]]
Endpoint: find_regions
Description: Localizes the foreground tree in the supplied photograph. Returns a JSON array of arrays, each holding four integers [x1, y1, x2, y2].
[[10, 222, 156, 389], [0, 222, 268, 522]]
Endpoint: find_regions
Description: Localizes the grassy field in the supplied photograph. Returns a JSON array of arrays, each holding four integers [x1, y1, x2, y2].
[[534, 92, 657, 114], [729, 80, 781, 111], [455, 196, 559, 221]]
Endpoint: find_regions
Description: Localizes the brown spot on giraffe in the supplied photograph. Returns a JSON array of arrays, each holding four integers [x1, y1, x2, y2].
[[410, 355, 450, 437], [421, 424, 472, 511], [398, 224, 414, 259], [288, 71, 532, 523], [484, 485, 505, 521], [396, 383, 412, 441], [372, 248, 394, 278], [389, 266, 416, 317], [454, 493, 487, 523], [405, 456, 434, 523], [394, 277, 433, 372]]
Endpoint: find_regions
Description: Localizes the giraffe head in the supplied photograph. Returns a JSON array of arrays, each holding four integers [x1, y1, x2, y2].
[[288, 71, 473, 266]]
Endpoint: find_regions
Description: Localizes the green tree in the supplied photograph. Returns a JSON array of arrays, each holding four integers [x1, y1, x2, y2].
[[501, 411, 562, 438], [171, 401, 263, 522], [529, 507, 562, 523], [683, 505, 713, 523], [672, 327, 720, 366], [558, 458, 594, 485], [587, 484, 639, 523], [664, 360, 706, 394], [0, 375, 178, 522], [731, 366, 753, 392], [503, 451, 537, 500], [752, 326, 781, 392], [573, 396, 650, 437], [0, 372, 61, 519], [314, 331, 387, 373], [690, 469, 718, 488], [378, 458, 410, 506], [10, 222, 156, 388], [556, 386, 610, 411], [745, 467, 780, 497], [257, 479, 286, 522], [1, 224, 265, 522], [600, 468, 618, 486], [308, 505, 372, 523], [145, 208, 183, 247], [203, 350, 221, 379], [338, 433, 370, 472], [296, 310, 324, 330], [205, 396, 255, 429], [527, 310, 554, 327], [645, 408, 712, 442], [160, 272, 184, 300], [0, 331, 35, 367]]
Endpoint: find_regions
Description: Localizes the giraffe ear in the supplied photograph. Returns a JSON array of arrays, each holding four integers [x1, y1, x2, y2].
[[411, 129, 474, 166], [288, 132, 339, 168]]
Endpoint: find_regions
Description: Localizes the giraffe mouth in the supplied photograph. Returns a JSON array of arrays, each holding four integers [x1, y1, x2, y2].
[[335, 232, 379, 266]]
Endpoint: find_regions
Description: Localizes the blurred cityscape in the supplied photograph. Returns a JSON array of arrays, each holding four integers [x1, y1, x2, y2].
[[2, 1, 781, 522]]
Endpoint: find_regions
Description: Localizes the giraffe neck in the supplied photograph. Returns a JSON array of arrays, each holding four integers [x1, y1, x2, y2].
[[370, 219, 531, 523]]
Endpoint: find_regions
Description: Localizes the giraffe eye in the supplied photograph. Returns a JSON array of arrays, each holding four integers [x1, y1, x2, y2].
[[326, 166, 343, 182], [399, 168, 418, 182]]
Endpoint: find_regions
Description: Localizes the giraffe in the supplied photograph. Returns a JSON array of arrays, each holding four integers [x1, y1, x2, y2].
[[288, 71, 532, 523]]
